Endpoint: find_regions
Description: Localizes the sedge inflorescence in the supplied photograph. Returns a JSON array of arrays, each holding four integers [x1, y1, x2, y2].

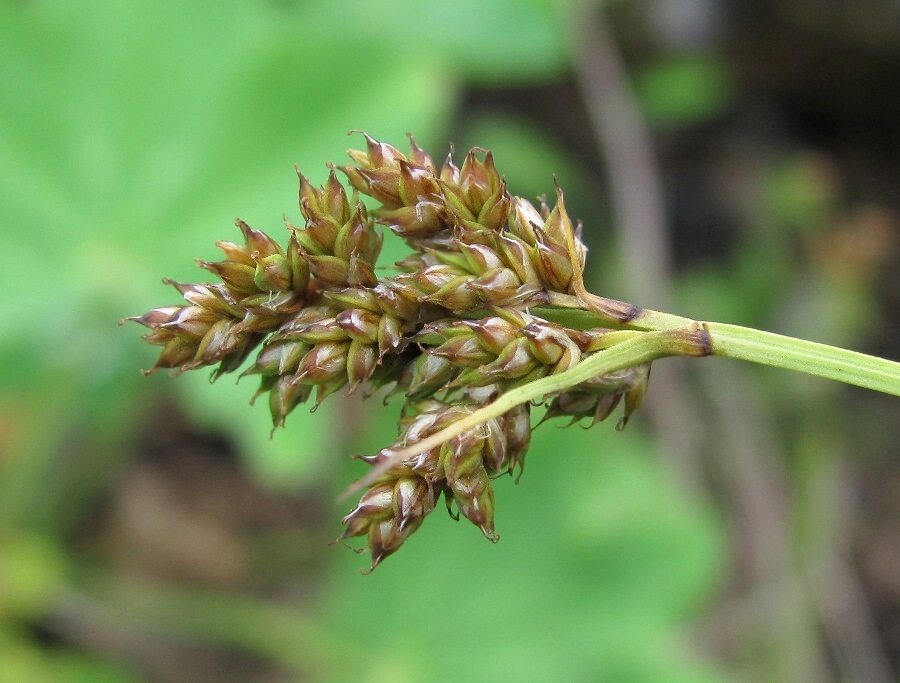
[[124, 133, 650, 572]]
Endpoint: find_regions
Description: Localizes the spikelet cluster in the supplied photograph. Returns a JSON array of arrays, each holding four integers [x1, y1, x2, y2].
[[124, 133, 650, 571]]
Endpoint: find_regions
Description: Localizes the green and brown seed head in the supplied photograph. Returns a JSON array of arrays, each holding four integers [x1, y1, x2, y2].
[[125, 132, 653, 571], [338, 468, 437, 573], [542, 363, 651, 429], [239, 283, 423, 426], [293, 169, 382, 289], [411, 311, 607, 393], [337, 133, 456, 244], [124, 218, 310, 377], [342, 397, 537, 569]]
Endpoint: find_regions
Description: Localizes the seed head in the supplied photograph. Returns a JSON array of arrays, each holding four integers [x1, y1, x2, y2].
[[126, 132, 656, 572], [543, 363, 652, 429], [339, 470, 437, 573]]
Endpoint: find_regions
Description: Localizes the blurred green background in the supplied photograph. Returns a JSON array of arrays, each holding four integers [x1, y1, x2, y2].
[[2, 0, 899, 681]]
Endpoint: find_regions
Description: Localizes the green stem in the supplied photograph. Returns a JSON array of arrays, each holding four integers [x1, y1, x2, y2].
[[535, 304, 900, 396], [342, 323, 709, 497], [705, 322, 900, 396], [343, 302, 900, 498]]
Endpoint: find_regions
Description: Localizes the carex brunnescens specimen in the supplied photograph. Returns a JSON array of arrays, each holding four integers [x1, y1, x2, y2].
[[124, 132, 900, 572], [124, 133, 647, 571]]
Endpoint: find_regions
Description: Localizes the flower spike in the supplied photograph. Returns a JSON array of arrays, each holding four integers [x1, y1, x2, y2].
[[126, 132, 900, 571]]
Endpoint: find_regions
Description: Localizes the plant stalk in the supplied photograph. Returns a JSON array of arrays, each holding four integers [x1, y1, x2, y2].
[[342, 322, 709, 497], [535, 303, 900, 396], [343, 301, 900, 498], [705, 322, 900, 395]]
